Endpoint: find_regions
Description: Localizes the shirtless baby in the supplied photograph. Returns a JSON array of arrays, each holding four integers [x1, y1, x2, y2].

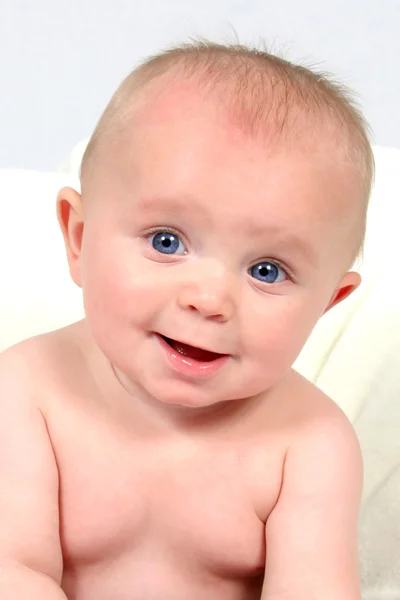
[[0, 40, 374, 600]]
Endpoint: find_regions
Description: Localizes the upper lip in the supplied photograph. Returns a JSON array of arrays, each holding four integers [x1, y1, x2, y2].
[[158, 333, 227, 356]]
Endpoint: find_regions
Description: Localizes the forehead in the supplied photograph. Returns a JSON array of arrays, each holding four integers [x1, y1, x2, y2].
[[104, 82, 363, 263], [117, 77, 360, 187]]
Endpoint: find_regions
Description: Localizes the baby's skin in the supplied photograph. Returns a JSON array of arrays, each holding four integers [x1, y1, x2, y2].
[[0, 322, 361, 599], [0, 72, 364, 599]]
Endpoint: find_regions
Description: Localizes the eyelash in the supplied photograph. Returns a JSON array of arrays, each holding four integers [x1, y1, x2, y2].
[[146, 226, 183, 237], [143, 226, 294, 281], [145, 226, 187, 251]]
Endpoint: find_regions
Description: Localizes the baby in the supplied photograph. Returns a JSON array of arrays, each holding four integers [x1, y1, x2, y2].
[[0, 40, 374, 600]]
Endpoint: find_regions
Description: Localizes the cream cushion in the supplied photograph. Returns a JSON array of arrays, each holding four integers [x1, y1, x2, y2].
[[0, 169, 84, 348]]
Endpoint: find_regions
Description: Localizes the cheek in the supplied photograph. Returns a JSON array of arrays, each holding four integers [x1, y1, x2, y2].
[[244, 294, 322, 363], [80, 239, 166, 326]]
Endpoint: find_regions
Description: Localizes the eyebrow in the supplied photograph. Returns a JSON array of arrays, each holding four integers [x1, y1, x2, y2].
[[137, 195, 319, 267], [263, 232, 319, 267], [136, 195, 205, 217]]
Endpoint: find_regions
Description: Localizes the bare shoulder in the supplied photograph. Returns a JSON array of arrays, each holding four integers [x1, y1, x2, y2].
[[267, 368, 363, 484], [0, 320, 88, 408], [279, 368, 363, 488], [280, 368, 359, 434]]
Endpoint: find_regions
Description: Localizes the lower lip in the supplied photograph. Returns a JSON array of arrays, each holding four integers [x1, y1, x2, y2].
[[155, 334, 230, 378]]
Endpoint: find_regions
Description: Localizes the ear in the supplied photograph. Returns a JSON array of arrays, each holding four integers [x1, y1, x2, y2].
[[56, 187, 84, 288], [323, 271, 361, 314]]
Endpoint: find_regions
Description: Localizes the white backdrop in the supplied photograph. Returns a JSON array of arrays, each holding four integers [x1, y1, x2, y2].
[[1, 0, 399, 170]]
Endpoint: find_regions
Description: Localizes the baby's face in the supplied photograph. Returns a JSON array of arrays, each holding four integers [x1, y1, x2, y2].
[[75, 88, 362, 408]]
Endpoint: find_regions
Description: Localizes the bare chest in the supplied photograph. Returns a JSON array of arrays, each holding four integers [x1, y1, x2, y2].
[[47, 401, 284, 599]]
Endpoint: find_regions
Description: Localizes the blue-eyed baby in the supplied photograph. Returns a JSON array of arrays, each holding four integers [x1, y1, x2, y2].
[[0, 40, 374, 600]]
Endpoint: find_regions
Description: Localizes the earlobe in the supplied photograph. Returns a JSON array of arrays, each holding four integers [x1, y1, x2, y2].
[[323, 271, 362, 314], [56, 187, 84, 288]]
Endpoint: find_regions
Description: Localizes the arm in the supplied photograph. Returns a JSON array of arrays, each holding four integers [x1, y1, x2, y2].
[[261, 407, 363, 600], [0, 344, 67, 599]]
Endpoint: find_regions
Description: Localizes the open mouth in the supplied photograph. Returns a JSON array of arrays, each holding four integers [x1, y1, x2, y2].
[[160, 335, 225, 362]]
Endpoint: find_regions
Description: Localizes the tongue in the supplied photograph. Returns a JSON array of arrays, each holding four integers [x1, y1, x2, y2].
[[168, 339, 221, 362]]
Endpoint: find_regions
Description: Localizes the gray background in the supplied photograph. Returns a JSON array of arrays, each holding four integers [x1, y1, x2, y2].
[[1, 0, 399, 171]]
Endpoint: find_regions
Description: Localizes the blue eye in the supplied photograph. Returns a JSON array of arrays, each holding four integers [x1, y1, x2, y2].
[[149, 230, 186, 255], [250, 262, 286, 284]]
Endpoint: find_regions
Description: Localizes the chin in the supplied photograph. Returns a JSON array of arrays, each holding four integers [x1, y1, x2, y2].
[[148, 382, 227, 409]]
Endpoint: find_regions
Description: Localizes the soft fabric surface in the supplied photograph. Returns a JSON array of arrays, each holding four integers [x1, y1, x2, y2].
[[0, 169, 84, 349], [1, 145, 399, 599]]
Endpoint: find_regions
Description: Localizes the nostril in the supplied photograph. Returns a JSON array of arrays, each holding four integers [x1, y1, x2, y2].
[[178, 285, 233, 320]]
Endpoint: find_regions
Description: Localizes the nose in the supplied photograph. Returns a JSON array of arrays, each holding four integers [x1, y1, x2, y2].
[[177, 265, 235, 322]]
